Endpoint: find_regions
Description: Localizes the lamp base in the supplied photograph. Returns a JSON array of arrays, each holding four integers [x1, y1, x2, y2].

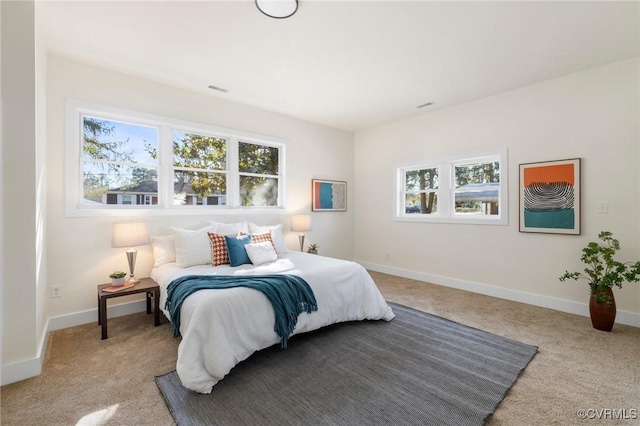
[[126, 249, 139, 284], [298, 234, 305, 252]]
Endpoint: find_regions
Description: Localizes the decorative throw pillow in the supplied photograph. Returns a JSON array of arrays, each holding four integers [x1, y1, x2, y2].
[[248, 222, 287, 254], [245, 241, 278, 266], [224, 234, 253, 267], [172, 225, 217, 268], [208, 232, 232, 266], [151, 235, 176, 267], [251, 232, 275, 251]]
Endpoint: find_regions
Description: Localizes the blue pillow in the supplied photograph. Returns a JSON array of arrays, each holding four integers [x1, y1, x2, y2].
[[224, 234, 253, 267]]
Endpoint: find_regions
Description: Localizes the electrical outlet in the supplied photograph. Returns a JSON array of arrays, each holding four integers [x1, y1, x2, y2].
[[50, 285, 62, 298], [597, 202, 609, 214]]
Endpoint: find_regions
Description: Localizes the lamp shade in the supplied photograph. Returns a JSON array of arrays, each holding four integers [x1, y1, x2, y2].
[[290, 215, 312, 232], [111, 222, 150, 248]]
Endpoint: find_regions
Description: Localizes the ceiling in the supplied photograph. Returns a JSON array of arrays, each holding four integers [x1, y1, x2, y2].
[[37, 1, 639, 132]]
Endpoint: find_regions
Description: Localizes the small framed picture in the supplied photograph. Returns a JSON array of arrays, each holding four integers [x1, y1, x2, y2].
[[519, 158, 580, 234], [312, 179, 347, 212]]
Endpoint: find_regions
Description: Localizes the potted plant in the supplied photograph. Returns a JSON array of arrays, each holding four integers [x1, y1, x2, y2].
[[559, 231, 640, 331], [307, 244, 319, 255], [109, 271, 127, 286]]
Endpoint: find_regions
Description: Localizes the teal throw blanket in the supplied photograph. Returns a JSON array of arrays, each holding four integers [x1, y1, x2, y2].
[[165, 274, 318, 348]]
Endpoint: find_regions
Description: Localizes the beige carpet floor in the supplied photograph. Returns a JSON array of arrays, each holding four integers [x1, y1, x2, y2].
[[1, 271, 639, 425]]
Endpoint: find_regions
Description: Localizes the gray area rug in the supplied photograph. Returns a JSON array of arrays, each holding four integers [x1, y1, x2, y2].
[[156, 303, 537, 426]]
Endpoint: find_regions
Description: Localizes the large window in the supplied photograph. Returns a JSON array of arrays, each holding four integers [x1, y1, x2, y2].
[[396, 150, 508, 225], [66, 101, 285, 215]]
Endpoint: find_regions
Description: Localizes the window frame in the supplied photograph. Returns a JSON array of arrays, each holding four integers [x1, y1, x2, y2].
[[394, 149, 508, 225], [65, 100, 287, 217]]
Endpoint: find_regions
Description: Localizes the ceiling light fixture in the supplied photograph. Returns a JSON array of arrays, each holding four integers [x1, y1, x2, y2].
[[416, 102, 435, 109], [208, 85, 228, 93], [256, 0, 298, 19]]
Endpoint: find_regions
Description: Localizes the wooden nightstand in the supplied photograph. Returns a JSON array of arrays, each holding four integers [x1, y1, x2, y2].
[[97, 277, 160, 339]]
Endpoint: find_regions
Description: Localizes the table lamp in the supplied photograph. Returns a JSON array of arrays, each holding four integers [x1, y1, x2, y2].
[[111, 222, 150, 283], [290, 215, 312, 252]]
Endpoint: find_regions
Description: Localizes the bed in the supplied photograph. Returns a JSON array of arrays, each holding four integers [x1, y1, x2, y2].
[[151, 251, 395, 393]]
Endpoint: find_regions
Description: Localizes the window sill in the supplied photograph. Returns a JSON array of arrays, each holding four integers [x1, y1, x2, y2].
[[66, 205, 287, 218], [393, 215, 508, 226]]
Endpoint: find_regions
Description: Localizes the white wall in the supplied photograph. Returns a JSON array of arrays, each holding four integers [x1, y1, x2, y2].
[[0, 0, 4, 385], [46, 55, 355, 319], [1, 0, 47, 377], [354, 58, 640, 320], [35, 0, 49, 370]]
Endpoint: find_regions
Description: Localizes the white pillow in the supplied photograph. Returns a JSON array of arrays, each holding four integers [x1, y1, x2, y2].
[[151, 235, 176, 267], [245, 241, 278, 266], [172, 224, 217, 267], [211, 221, 248, 235], [248, 222, 287, 254]]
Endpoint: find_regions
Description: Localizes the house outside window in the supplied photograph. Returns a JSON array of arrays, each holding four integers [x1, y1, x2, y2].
[[81, 116, 159, 206], [66, 100, 286, 216], [396, 149, 508, 225]]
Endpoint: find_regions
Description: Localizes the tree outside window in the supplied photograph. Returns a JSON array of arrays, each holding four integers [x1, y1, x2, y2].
[[71, 101, 286, 213], [396, 151, 507, 225], [404, 168, 439, 214], [82, 116, 158, 205]]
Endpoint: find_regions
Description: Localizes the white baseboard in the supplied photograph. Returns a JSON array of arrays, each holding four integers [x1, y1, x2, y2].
[[0, 323, 48, 386], [4, 265, 638, 386], [48, 299, 147, 331], [358, 260, 640, 328], [1, 300, 146, 386]]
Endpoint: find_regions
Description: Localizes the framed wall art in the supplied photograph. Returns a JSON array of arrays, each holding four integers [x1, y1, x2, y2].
[[312, 179, 347, 212], [519, 158, 580, 234]]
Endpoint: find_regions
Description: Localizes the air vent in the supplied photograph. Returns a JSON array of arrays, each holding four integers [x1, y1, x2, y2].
[[416, 102, 435, 109], [208, 85, 228, 93]]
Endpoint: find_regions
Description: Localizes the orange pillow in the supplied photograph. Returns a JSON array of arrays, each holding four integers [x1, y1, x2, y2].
[[251, 232, 275, 251], [208, 232, 233, 266]]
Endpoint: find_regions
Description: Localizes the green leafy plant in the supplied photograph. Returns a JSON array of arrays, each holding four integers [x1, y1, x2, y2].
[[109, 271, 127, 279], [308, 243, 319, 251], [559, 231, 640, 303]]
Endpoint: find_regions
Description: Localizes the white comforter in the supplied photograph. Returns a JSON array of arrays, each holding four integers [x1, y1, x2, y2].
[[151, 252, 395, 393]]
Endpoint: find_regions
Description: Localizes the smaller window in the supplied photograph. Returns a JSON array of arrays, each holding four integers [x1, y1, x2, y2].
[[395, 149, 508, 225]]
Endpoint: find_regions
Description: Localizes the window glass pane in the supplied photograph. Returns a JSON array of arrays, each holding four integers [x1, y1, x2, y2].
[[206, 196, 226, 206], [82, 163, 158, 205], [173, 170, 226, 206], [454, 184, 499, 216], [405, 193, 438, 214], [173, 131, 226, 170], [405, 168, 438, 191], [240, 176, 278, 206], [239, 142, 279, 175], [82, 117, 158, 164], [454, 161, 499, 187]]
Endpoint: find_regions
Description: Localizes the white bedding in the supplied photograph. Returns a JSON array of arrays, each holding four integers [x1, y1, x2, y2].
[[151, 252, 395, 393]]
